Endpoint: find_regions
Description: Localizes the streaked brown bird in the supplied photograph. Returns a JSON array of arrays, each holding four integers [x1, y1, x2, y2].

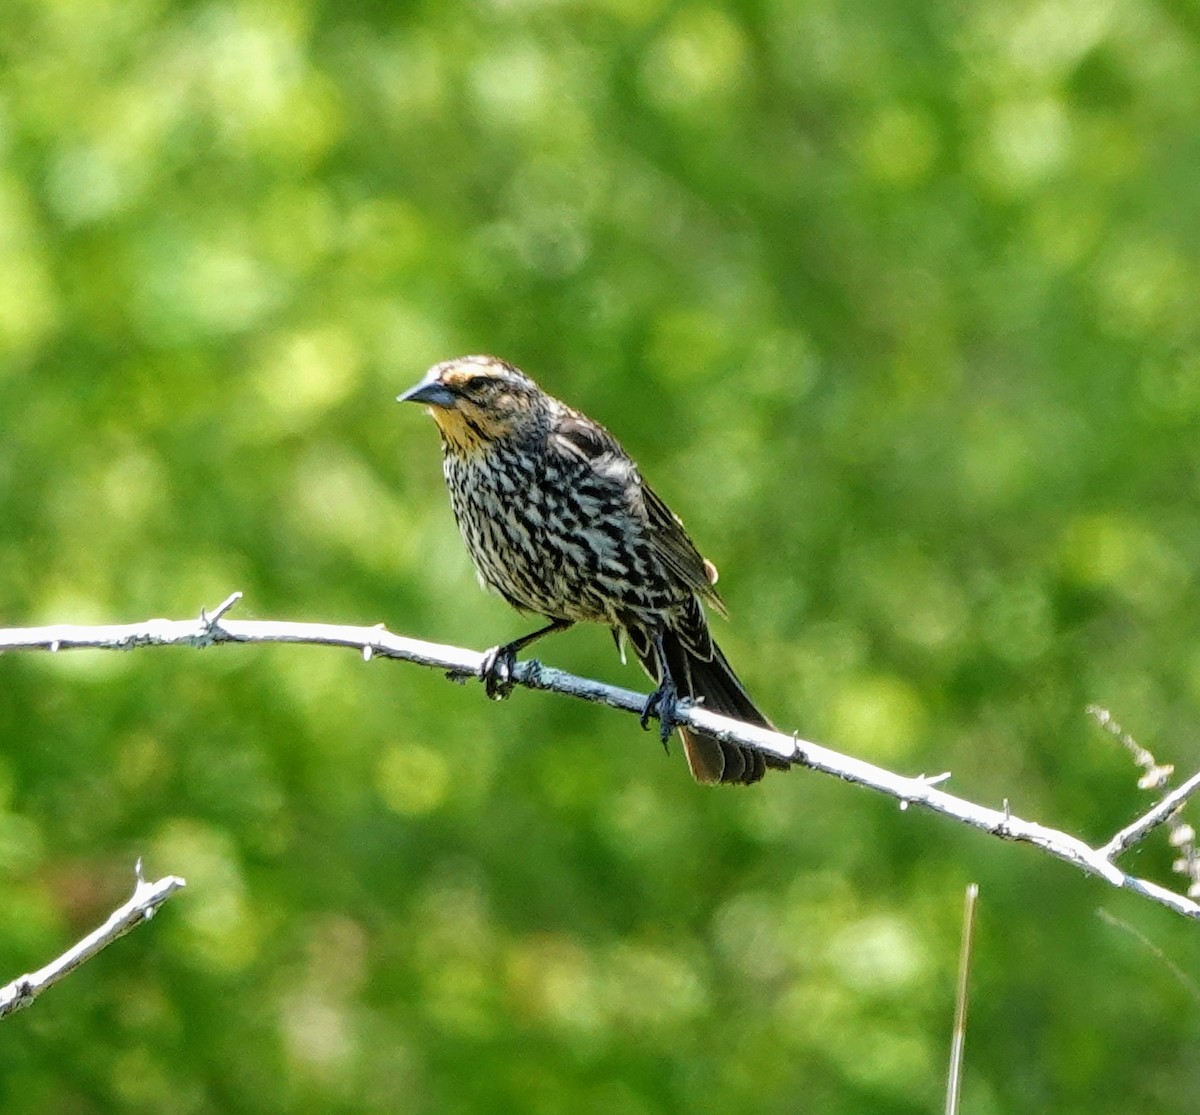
[[398, 355, 787, 785]]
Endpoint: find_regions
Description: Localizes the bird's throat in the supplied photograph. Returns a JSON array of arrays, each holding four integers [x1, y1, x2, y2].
[[430, 407, 496, 456]]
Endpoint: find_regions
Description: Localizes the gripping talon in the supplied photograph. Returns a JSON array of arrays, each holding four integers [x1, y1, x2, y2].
[[641, 678, 682, 746], [480, 644, 517, 700], [476, 618, 573, 701]]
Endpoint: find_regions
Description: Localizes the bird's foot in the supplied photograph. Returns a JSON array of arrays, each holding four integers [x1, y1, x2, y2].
[[480, 643, 518, 700], [641, 678, 684, 749]]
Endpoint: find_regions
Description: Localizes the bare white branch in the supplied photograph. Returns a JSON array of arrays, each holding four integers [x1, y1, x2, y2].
[[0, 868, 186, 1019], [1, 600, 1198, 923]]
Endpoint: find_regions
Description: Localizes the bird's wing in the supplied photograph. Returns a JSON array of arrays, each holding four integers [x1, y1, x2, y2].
[[638, 482, 727, 616], [551, 410, 727, 616]]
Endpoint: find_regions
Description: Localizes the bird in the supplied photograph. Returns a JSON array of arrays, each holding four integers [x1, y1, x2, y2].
[[397, 355, 788, 785]]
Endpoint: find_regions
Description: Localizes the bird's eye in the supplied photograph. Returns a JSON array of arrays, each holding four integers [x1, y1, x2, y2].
[[459, 376, 491, 396]]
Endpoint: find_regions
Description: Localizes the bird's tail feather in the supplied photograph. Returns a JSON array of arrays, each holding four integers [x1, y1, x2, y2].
[[628, 621, 787, 786]]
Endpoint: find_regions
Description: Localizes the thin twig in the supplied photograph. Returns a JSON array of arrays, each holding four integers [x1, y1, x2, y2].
[[1096, 908, 1200, 1005], [1, 602, 1199, 922], [0, 864, 186, 1019], [1088, 703, 1175, 789], [1100, 769, 1200, 860], [945, 883, 979, 1115]]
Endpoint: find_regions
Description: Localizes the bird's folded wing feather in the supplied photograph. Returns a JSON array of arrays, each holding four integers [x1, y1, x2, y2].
[[551, 412, 726, 615]]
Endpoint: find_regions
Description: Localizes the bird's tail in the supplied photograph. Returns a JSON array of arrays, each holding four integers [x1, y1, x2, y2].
[[628, 608, 788, 785]]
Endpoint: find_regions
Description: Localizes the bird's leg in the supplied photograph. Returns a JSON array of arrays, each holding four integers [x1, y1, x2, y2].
[[480, 618, 574, 700], [639, 629, 684, 748]]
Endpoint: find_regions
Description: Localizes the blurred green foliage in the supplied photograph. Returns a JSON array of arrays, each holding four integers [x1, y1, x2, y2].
[[1, 0, 1199, 1110]]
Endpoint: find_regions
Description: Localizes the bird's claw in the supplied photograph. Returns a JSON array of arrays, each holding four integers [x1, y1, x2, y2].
[[641, 678, 683, 748], [480, 644, 518, 700]]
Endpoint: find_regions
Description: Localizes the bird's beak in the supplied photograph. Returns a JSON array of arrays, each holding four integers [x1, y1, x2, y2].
[[397, 373, 458, 409]]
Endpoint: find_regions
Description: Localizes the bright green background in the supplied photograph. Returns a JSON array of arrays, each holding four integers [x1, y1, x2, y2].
[[1, 0, 1199, 1111]]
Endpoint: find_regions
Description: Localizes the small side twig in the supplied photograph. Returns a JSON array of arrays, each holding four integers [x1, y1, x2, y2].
[[899, 771, 952, 811], [0, 862, 186, 1020], [201, 591, 243, 628]]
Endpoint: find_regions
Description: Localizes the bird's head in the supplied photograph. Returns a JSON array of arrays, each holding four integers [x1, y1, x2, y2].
[[398, 355, 545, 453]]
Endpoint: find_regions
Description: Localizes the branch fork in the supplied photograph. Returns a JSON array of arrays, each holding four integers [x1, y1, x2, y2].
[[0, 864, 186, 1020]]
